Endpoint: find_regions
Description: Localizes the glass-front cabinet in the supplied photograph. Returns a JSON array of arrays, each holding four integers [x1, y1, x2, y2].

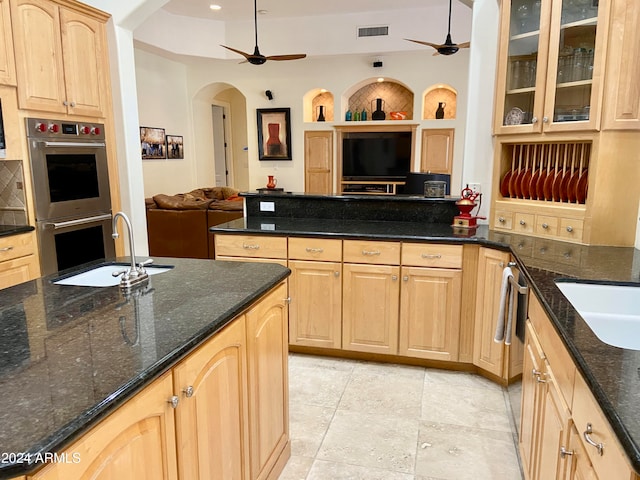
[[494, 0, 605, 134]]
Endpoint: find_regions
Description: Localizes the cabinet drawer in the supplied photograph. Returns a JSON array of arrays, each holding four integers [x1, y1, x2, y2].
[[214, 234, 287, 259], [572, 373, 635, 480], [401, 243, 462, 269], [558, 218, 584, 242], [288, 237, 342, 262], [494, 210, 513, 230], [513, 213, 535, 234], [535, 215, 558, 237], [0, 232, 35, 262], [343, 240, 400, 265]]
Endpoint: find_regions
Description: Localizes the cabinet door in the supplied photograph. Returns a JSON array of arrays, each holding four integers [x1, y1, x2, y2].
[[59, 7, 106, 117], [420, 128, 454, 174], [472, 247, 511, 377], [342, 263, 400, 355], [288, 260, 341, 349], [398, 266, 461, 361], [11, 0, 66, 113], [245, 284, 289, 480], [30, 372, 178, 479], [0, 255, 38, 289], [173, 316, 249, 480], [564, 424, 598, 480], [0, 0, 16, 85], [304, 130, 333, 194]]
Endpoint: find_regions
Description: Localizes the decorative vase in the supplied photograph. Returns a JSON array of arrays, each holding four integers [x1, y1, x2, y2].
[[266, 123, 282, 155], [371, 98, 386, 120], [345, 109, 352, 121], [354, 110, 360, 121], [267, 175, 277, 189], [361, 108, 367, 121], [435, 102, 446, 119], [316, 105, 326, 122]]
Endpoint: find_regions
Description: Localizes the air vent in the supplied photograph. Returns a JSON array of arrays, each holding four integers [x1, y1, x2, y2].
[[357, 25, 389, 38]]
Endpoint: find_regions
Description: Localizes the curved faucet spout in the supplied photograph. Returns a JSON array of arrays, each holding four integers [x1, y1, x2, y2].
[[112, 212, 137, 276]]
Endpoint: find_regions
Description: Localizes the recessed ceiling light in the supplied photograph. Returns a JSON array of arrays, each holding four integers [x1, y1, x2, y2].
[[209, 4, 222, 11]]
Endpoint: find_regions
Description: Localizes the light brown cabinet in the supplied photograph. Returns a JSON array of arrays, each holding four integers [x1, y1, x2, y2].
[[304, 130, 333, 194], [11, 0, 108, 117], [0, 232, 40, 289], [420, 128, 454, 175], [0, 0, 16, 85]]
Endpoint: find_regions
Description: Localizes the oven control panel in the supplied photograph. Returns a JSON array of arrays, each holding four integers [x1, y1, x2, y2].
[[26, 118, 105, 141]]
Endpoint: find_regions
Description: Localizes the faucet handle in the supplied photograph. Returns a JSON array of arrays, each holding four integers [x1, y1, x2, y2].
[[137, 258, 153, 273], [112, 268, 129, 279]]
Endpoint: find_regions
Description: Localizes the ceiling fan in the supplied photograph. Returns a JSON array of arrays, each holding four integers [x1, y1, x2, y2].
[[404, 0, 470, 56], [220, 0, 307, 65]]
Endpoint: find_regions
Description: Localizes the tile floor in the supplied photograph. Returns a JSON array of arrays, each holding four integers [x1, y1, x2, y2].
[[279, 353, 524, 480]]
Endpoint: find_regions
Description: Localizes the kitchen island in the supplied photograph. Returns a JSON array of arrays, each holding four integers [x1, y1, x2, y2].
[[211, 191, 640, 477], [0, 257, 290, 479]]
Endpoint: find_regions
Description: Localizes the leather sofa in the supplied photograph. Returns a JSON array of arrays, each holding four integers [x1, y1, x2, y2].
[[146, 187, 243, 259]]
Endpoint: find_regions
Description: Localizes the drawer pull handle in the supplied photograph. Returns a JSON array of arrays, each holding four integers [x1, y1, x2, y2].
[[519, 219, 526, 226], [421, 253, 442, 259], [583, 423, 604, 456], [183, 386, 194, 398], [559, 447, 574, 458], [542, 223, 549, 229], [532, 368, 546, 383], [498, 216, 505, 223], [242, 243, 260, 250], [566, 226, 573, 233], [362, 250, 381, 256], [0, 246, 14, 252], [168, 395, 179, 408], [305, 247, 324, 253]]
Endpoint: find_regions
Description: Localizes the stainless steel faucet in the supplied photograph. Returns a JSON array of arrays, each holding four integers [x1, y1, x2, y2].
[[112, 211, 152, 290]]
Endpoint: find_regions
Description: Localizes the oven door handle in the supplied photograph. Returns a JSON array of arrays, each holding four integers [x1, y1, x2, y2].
[[44, 213, 112, 230], [41, 141, 107, 148]]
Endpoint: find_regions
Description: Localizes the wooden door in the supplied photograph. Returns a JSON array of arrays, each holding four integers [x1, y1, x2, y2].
[[11, 0, 66, 113], [59, 7, 106, 117], [173, 316, 249, 480], [288, 260, 342, 348], [398, 266, 461, 361], [472, 247, 511, 377], [342, 263, 400, 355], [245, 284, 289, 480], [30, 372, 178, 479], [304, 130, 333, 194], [0, 0, 16, 85], [420, 128, 454, 174]]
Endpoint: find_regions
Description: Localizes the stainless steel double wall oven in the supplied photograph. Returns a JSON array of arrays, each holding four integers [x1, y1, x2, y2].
[[27, 117, 115, 275]]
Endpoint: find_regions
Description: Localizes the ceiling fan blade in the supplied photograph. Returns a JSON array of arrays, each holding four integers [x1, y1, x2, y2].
[[457, 41, 471, 49], [220, 45, 252, 60], [265, 54, 307, 61], [404, 38, 442, 49]]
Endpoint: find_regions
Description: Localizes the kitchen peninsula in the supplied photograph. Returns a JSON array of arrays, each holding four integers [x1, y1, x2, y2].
[[211, 191, 640, 479], [0, 257, 290, 479]]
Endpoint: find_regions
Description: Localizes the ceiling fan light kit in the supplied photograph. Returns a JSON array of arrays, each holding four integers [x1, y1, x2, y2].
[[404, 0, 470, 56], [220, 0, 307, 65]]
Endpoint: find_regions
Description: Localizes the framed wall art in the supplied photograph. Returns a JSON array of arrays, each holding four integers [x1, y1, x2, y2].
[[166, 135, 184, 159], [257, 108, 292, 160], [140, 127, 166, 159]]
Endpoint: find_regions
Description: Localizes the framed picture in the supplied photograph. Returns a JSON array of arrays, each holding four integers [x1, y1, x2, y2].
[[140, 127, 166, 159], [166, 135, 184, 159], [257, 108, 292, 160]]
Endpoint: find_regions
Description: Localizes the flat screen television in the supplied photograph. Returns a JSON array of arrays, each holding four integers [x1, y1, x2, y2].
[[342, 132, 412, 181]]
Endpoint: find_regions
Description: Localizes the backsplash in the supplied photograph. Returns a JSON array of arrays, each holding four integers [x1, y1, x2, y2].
[[0, 160, 27, 225]]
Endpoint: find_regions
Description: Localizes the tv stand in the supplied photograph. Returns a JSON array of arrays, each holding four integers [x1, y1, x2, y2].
[[340, 180, 405, 195]]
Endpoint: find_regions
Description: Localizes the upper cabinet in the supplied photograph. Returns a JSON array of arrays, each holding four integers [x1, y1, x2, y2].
[[0, 0, 16, 86], [10, 0, 108, 117], [494, 0, 607, 134]]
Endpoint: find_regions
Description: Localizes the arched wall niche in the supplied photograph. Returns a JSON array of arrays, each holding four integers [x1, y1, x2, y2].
[[342, 78, 414, 121], [303, 88, 335, 122], [423, 84, 457, 120]]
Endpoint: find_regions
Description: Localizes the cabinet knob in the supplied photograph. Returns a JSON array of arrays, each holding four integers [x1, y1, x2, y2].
[[403, 275, 409, 281], [566, 226, 573, 233], [543, 116, 549, 123], [542, 223, 549, 229], [531, 116, 538, 124], [63, 100, 69, 106], [519, 219, 526, 226], [334, 271, 340, 277], [583, 423, 604, 456], [391, 275, 398, 281], [559, 447, 574, 458], [183, 386, 194, 398], [168, 395, 179, 408], [70, 101, 76, 107], [284, 296, 292, 304], [498, 217, 505, 223]]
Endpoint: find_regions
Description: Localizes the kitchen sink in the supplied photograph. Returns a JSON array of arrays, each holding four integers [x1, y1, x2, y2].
[[53, 263, 173, 287], [555, 281, 640, 350]]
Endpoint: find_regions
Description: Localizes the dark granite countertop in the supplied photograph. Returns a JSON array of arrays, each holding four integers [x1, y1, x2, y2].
[[0, 225, 34, 237], [0, 257, 290, 478], [211, 217, 640, 473]]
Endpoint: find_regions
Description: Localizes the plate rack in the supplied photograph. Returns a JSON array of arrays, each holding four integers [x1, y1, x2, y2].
[[499, 141, 591, 204]]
